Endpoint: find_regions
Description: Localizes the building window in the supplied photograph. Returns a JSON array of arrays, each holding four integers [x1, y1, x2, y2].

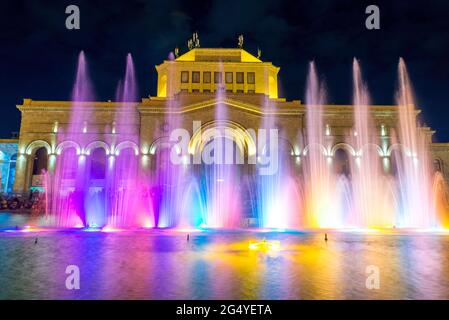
[[192, 89, 200, 93], [214, 72, 222, 84], [180, 89, 188, 93], [181, 71, 189, 83], [248, 89, 255, 93], [236, 89, 244, 93], [225, 72, 233, 84], [226, 89, 233, 93], [192, 71, 200, 83], [247, 72, 255, 84], [203, 89, 211, 93], [203, 72, 211, 83], [236, 72, 244, 84]]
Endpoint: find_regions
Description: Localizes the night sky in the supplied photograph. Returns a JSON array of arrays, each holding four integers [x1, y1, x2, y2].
[[0, 0, 448, 140]]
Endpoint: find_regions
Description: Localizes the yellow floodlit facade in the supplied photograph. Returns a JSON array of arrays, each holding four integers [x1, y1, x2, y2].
[[156, 48, 279, 98], [9, 47, 449, 193]]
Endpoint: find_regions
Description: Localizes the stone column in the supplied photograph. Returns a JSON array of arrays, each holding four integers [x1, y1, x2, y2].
[[12, 153, 29, 193], [106, 154, 116, 224]]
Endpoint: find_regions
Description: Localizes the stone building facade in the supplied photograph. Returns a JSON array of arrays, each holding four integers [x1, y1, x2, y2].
[[8, 48, 449, 193], [0, 139, 18, 193]]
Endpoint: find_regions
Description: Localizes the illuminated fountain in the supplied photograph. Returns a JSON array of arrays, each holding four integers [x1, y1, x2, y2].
[[303, 61, 341, 228], [45, 51, 94, 228], [151, 96, 189, 228], [349, 59, 396, 228], [107, 53, 150, 228], [257, 92, 302, 229], [192, 76, 243, 228], [36, 51, 449, 231], [392, 58, 439, 228]]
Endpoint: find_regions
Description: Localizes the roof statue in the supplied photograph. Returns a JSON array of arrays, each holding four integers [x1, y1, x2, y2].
[[187, 32, 200, 50], [238, 34, 244, 48]]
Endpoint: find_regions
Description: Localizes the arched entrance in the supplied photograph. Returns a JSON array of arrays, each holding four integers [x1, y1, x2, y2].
[[196, 135, 245, 228], [84, 147, 107, 227], [334, 148, 351, 177], [30, 147, 48, 189], [89, 148, 107, 180]]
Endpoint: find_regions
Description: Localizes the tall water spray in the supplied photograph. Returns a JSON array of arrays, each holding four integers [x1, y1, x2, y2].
[[257, 81, 302, 229], [350, 59, 395, 227], [303, 62, 340, 227], [107, 54, 150, 227], [39, 52, 449, 230], [197, 67, 243, 228], [47, 51, 95, 227], [151, 54, 193, 228], [394, 58, 437, 227]]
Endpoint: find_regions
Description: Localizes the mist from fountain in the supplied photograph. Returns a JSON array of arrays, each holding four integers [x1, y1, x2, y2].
[[45, 51, 95, 228], [350, 58, 396, 227], [257, 80, 302, 229], [39, 52, 449, 230], [394, 58, 438, 227], [107, 53, 151, 228], [303, 61, 340, 228], [151, 60, 187, 228], [197, 68, 243, 228]]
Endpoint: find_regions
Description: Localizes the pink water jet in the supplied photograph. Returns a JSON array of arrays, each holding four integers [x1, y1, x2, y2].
[[303, 61, 340, 227], [350, 58, 396, 227], [394, 58, 438, 227]]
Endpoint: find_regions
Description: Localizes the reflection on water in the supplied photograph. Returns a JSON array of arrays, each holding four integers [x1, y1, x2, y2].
[[0, 217, 449, 299]]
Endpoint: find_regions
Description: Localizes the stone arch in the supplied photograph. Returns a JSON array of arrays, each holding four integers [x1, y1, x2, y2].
[[25, 140, 52, 155], [84, 141, 111, 155], [89, 147, 107, 180], [260, 137, 295, 156], [302, 143, 328, 156], [386, 143, 410, 157], [31, 147, 48, 178], [20, 140, 51, 190], [115, 141, 139, 156], [149, 136, 176, 155], [333, 148, 351, 177], [358, 143, 384, 157], [188, 120, 256, 157], [330, 143, 356, 157], [387, 143, 409, 177], [56, 140, 81, 155]]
